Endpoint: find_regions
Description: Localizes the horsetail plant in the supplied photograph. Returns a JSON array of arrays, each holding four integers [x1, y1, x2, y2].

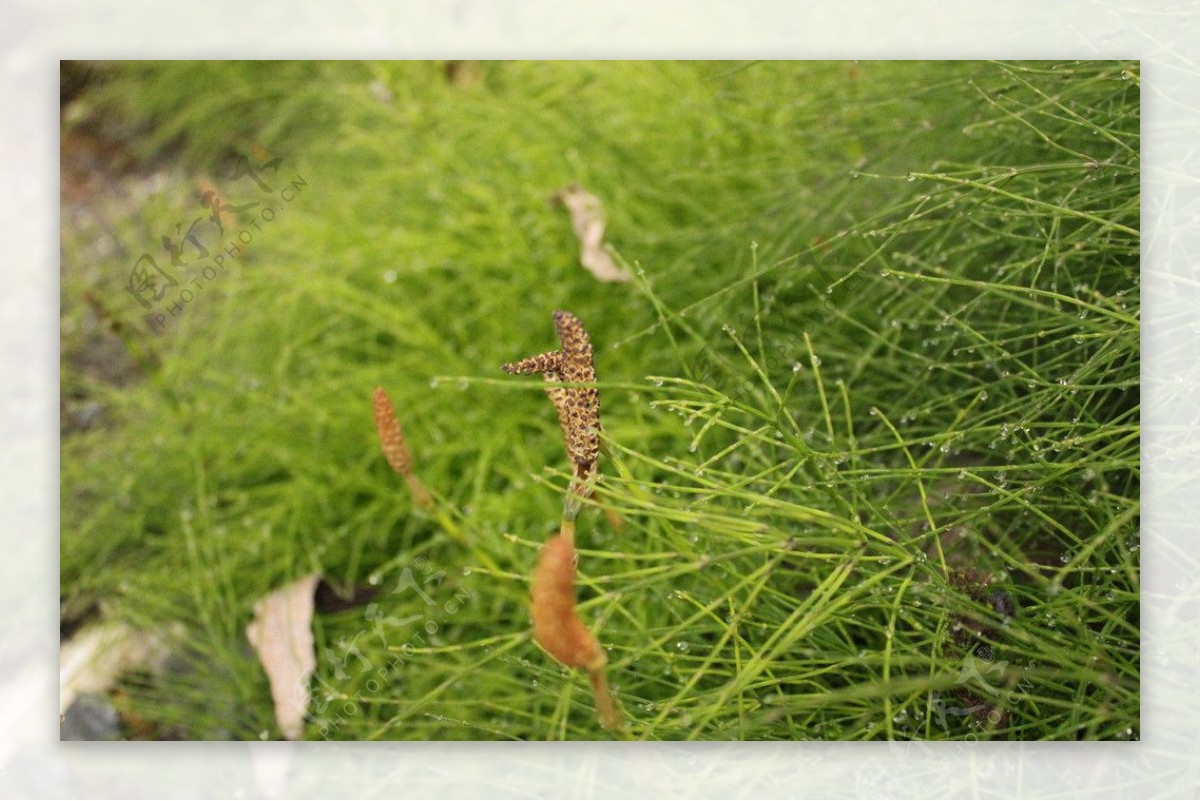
[[371, 310, 621, 734], [503, 310, 624, 733], [372, 387, 503, 574], [371, 387, 433, 510]]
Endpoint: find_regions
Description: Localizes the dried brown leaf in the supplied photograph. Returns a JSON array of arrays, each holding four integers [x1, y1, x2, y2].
[[59, 621, 178, 715], [245, 573, 321, 740], [553, 184, 631, 283]]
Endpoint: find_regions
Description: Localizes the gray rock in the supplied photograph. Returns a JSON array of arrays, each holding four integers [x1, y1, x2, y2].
[[60, 693, 122, 741]]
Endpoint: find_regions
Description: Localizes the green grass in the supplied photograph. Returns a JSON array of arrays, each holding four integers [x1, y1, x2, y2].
[[60, 60, 1139, 741]]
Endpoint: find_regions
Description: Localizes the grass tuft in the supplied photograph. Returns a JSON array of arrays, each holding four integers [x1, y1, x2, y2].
[[61, 60, 1138, 740]]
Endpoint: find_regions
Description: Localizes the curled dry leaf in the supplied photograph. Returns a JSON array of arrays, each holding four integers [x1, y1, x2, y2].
[[552, 184, 631, 283], [245, 573, 321, 740], [59, 621, 178, 715]]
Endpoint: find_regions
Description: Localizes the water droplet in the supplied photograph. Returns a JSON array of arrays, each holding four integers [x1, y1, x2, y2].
[[676, 641, 690, 652], [383, 270, 398, 283]]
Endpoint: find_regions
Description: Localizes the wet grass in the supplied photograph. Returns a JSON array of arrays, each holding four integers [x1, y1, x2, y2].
[[60, 59, 1139, 740]]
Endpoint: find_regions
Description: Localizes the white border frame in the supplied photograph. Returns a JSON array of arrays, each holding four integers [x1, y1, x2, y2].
[[6, 1, 1194, 797]]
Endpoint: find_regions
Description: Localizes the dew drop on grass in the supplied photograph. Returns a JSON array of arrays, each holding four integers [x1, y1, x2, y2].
[[676, 641, 690, 652], [383, 270, 398, 283]]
